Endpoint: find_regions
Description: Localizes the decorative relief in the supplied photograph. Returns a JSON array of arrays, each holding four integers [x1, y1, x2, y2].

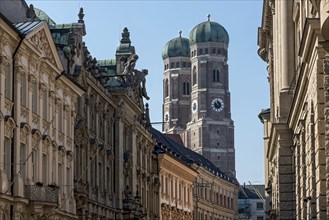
[[58, 132, 64, 142], [4, 117, 15, 138], [32, 131, 41, 149], [32, 113, 39, 124], [4, 99, 13, 111], [28, 30, 56, 65]]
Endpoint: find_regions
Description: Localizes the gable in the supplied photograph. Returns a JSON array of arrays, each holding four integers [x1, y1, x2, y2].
[[23, 22, 63, 71]]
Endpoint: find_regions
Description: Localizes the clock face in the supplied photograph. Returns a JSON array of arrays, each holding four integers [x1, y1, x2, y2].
[[192, 100, 198, 113], [211, 98, 224, 112], [164, 112, 169, 122]]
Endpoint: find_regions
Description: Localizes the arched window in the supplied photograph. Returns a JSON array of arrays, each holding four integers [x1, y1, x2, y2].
[[191, 51, 194, 57], [170, 62, 174, 69], [213, 69, 220, 82], [192, 66, 197, 85], [183, 81, 190, 95], [165, 79, 169, 97]]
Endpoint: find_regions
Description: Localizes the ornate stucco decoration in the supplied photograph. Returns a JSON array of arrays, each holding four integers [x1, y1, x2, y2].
[[28, 30, 56, 65]]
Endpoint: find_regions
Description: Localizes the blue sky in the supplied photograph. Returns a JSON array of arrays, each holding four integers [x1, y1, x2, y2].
[[28, 0, 269, 185]]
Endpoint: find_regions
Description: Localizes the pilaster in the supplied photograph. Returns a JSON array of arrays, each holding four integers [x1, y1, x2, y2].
[[323, 40, 329, 218]]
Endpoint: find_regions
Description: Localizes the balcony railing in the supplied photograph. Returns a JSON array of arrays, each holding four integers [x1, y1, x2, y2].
[[25, 185, 59, 204]]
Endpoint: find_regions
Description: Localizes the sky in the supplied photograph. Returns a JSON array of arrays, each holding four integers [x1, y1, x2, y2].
[[28, 0, 269, 185]]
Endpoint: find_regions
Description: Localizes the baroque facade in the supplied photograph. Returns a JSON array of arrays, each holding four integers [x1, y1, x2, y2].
[[152, 128, 238, 220], [0, 2, 84, 219], [258, 0, 329, 219], [162, 16, 235, 176], [0, 1, 160, 219]]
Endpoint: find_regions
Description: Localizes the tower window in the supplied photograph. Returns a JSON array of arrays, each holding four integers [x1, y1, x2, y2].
[[183, 81, 190, 95], [193, 66, 197, 85], [170, 63, 174, 69], [213, 69, 220, 82], [165, 79, 169, 97], [191, 51, 194, 57]]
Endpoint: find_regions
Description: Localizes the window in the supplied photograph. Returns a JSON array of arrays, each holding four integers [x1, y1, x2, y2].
[[58, 105, 63, 132], [20, 144, 26, 182], [192, 66, 197, 85], [183, 62, 187, 68], [99, 162, 103, 190], [183, 81, 190, 95], [58, 163, 63, 187], [199, 49, 203, 55], [257, 217, 264, 220], [165, 78, 169, 97], [32, 149, 37, 182], [212, 48, 216, 54], [4, 64, 11, 99], [170, 63, 174, 69], [42, 90, 47, 120], [205, 48, 208, 54], [42, 154, 47, 183], [107, 167, 111, 192], [67, 110, 71, 138], [176, 62, 180, 68], [4, 138, 11, 180], [191, 51, 194, 57], [67, 167, 71, 191], [32, 82, 38, 113], [213, 69, 220, 82], [257, 202, 264, 209], [21, 74, 27, 106]]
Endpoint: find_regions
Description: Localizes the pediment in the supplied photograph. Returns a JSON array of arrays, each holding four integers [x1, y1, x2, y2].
[[25, 22, 63, 71]]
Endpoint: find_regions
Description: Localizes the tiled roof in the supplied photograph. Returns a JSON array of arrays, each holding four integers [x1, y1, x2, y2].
[[151, 127, 237, 184], [13, 20, 44, 35]]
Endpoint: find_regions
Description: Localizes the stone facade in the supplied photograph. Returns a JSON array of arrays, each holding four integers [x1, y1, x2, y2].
[[162, 18, 235, 176], [152, 129, 238, 220], [0, 1, 160, 219], [258, 0, 329, 219], [0, 3, 84, 219]]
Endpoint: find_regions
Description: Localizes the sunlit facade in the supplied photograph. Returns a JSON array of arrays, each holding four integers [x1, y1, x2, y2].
[[258, 0, 329, 219]]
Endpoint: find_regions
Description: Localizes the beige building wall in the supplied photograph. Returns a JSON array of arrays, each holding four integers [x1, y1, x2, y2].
[[0, 17, 83, 219], [193, 166, 238, 220], [159, 154, 197, 220], [258, 0, 329, 219]]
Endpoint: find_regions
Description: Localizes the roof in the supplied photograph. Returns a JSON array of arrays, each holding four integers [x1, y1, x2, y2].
[[189, 19, 229, 45], [151, 127, 237, 184], [238, 187, 261, 200], [162, 35, 190, 59], [34, 8, 56, 28], [165, 134, 184, 145], [13, 20, 44, 35]]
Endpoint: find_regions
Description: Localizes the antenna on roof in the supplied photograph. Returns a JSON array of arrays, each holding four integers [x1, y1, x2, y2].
[[207, 14, 211, 21]]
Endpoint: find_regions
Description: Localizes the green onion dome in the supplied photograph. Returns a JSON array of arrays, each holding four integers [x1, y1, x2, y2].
[[162, 31, 190, 60], [189, 15, 229, 45]]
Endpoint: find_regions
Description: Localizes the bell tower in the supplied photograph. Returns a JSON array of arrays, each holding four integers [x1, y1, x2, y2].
[[162, 31, 191, 134], [161, 16, 235, 176]]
